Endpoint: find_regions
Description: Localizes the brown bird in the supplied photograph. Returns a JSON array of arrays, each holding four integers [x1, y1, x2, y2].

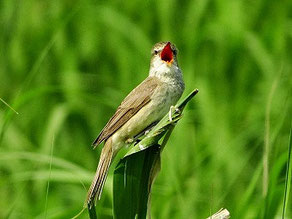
[[86, 42, 185, 208]]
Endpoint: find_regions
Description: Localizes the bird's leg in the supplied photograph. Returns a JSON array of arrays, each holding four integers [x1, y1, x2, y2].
[[169, 106, 174, 121], [132, 121, 159, 145]]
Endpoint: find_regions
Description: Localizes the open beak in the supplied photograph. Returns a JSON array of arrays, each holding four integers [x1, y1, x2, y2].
[[160, 42, 173, 64]]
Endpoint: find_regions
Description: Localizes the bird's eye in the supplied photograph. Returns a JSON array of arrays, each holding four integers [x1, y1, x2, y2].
[[154, 50, 158, 55], [173, 50, 177, 55]]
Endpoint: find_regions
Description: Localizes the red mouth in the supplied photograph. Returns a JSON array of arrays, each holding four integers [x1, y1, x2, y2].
[[160, 42, 173, 63]]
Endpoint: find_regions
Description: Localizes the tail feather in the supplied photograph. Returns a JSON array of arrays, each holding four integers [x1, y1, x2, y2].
[[86, 138, 113, 208]]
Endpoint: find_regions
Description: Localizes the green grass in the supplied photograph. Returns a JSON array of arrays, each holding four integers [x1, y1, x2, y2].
[[0, 0, 291, 218]]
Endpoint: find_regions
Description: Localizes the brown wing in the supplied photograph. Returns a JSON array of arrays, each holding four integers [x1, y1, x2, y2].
[[92, 76, 161, 148]]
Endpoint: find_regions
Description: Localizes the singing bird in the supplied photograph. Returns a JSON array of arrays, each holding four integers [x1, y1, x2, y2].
[[86, 42, 185, 207]]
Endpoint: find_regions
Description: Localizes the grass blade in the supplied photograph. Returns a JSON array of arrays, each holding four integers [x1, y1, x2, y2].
[[282, 127, 292, 218], [44, 136, 54, 219], [0, 97, 19, 114]]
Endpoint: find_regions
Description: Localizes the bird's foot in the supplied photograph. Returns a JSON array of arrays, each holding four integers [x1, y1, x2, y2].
[[132, 121, 159, 145], [125, 138, 134, 144], [169, 105, 181, 122], [144, 129, 151, 135]]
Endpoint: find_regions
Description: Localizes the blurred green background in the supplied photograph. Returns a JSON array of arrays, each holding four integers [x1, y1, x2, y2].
[[0, 0, 291, 218]]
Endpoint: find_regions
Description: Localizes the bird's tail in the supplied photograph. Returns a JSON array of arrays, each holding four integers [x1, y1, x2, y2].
[[85, 138, 113, 208]]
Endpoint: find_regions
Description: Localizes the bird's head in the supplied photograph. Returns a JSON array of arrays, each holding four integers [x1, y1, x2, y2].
[[151, 41, 179, 66], [149, 42, 180, 78]]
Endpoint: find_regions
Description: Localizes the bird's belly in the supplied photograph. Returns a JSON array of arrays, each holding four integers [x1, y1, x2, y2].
[[111, 84, 182, 152]]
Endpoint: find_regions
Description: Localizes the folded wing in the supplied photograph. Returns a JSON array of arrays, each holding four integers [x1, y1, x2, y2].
[[93, 76, 161, 148]]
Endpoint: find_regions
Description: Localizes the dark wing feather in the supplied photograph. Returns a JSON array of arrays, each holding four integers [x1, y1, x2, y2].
[[92, 76, 160, 148]]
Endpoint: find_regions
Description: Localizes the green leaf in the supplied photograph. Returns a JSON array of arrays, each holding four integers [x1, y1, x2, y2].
[[113, 145, 161, 219], [282, 127, 292, 218]]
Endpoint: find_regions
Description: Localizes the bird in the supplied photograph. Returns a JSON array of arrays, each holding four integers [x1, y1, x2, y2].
[[86, 41, 185, 208]]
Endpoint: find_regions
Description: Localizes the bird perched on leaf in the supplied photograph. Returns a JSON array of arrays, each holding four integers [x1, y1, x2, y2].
[[86, 42, 185, 208]]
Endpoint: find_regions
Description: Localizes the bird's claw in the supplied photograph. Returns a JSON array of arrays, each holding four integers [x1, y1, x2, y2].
[[169, 106, 180, 122], [144, 129, 150, 135], [125, 138, 134, 144]]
